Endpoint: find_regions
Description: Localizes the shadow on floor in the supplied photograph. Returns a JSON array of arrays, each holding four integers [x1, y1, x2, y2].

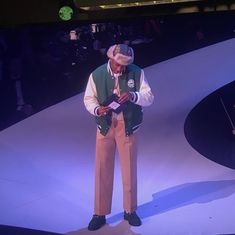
[[107, 179, 235, 223]]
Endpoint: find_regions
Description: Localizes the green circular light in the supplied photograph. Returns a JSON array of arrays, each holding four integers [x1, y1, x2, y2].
[[59, 6, 73, 21]]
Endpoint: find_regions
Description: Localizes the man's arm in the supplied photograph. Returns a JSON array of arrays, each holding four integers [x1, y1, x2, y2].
[[130, 69, 154, 106], [83, 74, 110, 116], [84, 74, 100, 116]]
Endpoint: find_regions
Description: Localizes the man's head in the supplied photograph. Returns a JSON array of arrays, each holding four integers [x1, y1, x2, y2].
[[107, 44, 134, 74]]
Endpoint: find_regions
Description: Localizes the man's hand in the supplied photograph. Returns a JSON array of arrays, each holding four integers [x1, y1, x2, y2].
[[118, 92, 132, 104], [97, 106, 111, 116]]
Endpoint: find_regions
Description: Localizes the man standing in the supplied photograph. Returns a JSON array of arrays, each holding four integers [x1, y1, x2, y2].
[[84, 44, 154, 231]]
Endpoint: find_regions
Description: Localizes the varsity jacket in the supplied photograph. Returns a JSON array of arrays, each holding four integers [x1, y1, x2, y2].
[[84, 61, 154, 136]]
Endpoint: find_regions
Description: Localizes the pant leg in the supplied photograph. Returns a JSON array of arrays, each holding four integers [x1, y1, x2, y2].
[[115, 119, 138, 213], [94, 126, 116, 215]]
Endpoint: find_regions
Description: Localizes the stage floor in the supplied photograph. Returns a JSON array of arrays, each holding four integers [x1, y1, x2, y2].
[[1, 39, 235, 235]]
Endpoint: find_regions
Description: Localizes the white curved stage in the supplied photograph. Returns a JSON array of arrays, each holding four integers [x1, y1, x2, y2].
[[1, 39, 235, 235]]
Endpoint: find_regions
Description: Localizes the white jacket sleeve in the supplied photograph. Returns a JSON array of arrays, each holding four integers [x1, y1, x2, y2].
[[83, 74, 100, 116], [133, 69, 154, 107]]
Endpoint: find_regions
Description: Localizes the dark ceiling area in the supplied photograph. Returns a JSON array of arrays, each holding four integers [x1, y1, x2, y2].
[[1, 0, 235, 26]]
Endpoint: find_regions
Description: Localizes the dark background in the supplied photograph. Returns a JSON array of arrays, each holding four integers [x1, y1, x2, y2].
[[1, 4, 235, 131]]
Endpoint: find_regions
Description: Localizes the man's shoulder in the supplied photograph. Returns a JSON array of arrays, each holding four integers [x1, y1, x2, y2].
[[92, 63, 107, 74], [127, 64, 141, 72], [92, 63, 108, 83]]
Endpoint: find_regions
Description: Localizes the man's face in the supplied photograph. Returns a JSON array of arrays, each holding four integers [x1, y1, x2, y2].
[[110, 59, 126, 74]]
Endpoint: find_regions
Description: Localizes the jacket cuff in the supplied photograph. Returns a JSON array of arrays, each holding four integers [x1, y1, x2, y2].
[[94, 106, 100, 116], [129, 92, 138, 103]]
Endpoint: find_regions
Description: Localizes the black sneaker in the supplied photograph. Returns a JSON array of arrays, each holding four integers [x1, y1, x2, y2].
[[88, 215, 106, 231], [124, 211, 142, 226]]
